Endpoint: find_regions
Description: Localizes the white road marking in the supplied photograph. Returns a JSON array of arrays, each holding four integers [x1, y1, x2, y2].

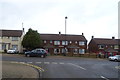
[[11, 61, 19, 64], [59, 62, 64, 64], [52, 62, 58, 64], [27, 62, 32, 64], [100, 76, 109, 80], [36, 62, 42, 64], [44, 62, 50, 64], [19, 62, 25, 64], [115, 66, 120, 69], [68, 63, 86, 70]]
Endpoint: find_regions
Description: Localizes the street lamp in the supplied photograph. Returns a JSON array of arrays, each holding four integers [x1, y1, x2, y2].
[[64, 16, 68, 56], [65, 16, 68, 35]]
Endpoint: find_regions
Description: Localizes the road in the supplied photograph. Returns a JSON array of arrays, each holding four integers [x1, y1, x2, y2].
[[2, 54, 120, 79]]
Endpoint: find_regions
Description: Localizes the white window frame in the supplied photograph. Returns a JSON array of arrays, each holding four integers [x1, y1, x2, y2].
[[73, 49, 78, 54], [12, 37, 19, 41], [44, 40, 46, 43], [79, 41, 85, 45], [79, 49, 85, 54], [62, 41, 68, 45], [99, 45, 104, 49], [50, 40, 53, 43], [54, 48, 60, 53], [12, 45, 18, 50], [114, 45, 119, 49], [75, 41, 78, 44], [54, 41, 60, 45], [69, 41, 72, 44], [62, 48, 68, 53]]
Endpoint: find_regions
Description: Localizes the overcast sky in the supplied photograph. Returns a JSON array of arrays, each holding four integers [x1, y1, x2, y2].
[[0, 0, 119, 42]]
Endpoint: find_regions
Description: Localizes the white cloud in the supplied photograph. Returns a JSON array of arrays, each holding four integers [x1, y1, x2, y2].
[[0, 0, 119, 42]]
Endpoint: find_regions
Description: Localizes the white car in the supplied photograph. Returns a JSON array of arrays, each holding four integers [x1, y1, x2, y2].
[[109, 55, 120, 61], [7, 49, 19, 54]]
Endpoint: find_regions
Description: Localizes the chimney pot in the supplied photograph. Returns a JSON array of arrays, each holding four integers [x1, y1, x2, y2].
[[59, 32, 61, 35], [82, 33, 84, 36], [92, 36, 94, 39], [112, 36, 115, 39]]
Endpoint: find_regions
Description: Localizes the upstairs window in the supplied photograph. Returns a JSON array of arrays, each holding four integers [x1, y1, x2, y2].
[[54, 41, 60, 45], [75, 41, 78, 44], [12, 37, 18, 41], [69, 41, 72, 44], [114, 45, 119, 49], [44, 40, 46, 43], [99, 45, 104, 49], [62, 41, 68, 45], [50, 40, 53, 43], [79, 41, 85, 45]]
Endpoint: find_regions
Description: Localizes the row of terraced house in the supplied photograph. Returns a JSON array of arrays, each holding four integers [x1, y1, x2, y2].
[[0, 29, 119, 56]]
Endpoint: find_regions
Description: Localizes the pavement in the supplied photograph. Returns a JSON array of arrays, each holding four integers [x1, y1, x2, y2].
[[2, 61, 39, 78]]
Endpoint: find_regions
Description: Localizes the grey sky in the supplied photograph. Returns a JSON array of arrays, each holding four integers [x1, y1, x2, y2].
[[0, 0, 119, 42]]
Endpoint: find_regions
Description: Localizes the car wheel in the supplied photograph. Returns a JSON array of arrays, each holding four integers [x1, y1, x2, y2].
[[43, 55, 46, 58], [26, 54, 30, 57], [114, 59, 118, 62], [41, 55, 44, 58]]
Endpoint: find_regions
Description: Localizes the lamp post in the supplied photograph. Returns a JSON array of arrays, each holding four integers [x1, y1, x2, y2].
[[65, 16, 67, 35], [64, 16, 68, 56]]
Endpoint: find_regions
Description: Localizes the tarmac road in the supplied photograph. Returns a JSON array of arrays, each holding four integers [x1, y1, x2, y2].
[[2, 54, 120, 79]]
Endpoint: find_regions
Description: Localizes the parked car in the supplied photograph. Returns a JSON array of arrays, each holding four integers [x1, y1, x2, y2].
[[7, 49, 19, 54], [108, 55, 120, 62], [25, 49, 47, 58]]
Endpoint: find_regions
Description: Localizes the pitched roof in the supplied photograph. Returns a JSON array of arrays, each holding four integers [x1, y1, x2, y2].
[[40, 34, 87, 41], [93, 38, 118, 45], [0, 29, 23, 37]]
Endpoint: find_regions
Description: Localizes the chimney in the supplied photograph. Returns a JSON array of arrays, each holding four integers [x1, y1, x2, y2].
[[112, 36, 115, 39], [82, 33, 84, 36], [22, 28, 25, 34], [92, 36, 94, 39], [59, 32, 61, 35], [23, 28, 24, 32]]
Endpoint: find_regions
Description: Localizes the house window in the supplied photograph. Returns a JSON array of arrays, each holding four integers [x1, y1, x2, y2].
[[54, 49, 60, 54], [75, 41, 78, 44], [12, 37, 18, 41], [62, 48, 68, 53], [54, 41, 60, 45], [69, 41, 72, 44], [79, 41, 85, 45], [62, 41, 68, 45], [50, 40, 52, 43], [73, 49, 78, 54], [3, 37, 9, 39], [2, 44, 6, 50], [114, 45, 119, 49], [79, 49, 85, 54], [12, 45, 18, 50], [44, 40, 46, 43], [99, 45, 104, 49]]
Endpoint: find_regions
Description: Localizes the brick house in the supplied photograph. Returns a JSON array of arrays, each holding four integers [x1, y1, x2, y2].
[[88, 36, 119, 57], [40, 32, 87, 55], [0, 29, 23, 53]]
